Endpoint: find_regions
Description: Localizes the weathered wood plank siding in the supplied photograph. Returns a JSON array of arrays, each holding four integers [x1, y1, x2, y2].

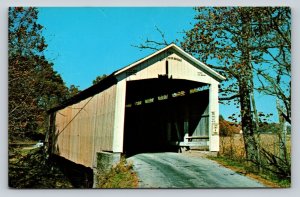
[[192, 104, 209, 137], [124, 50, 215, 84], [53, 85, 117, 168]]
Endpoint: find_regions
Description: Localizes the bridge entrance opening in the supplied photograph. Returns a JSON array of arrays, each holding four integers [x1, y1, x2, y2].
[[123, 78, 210, 157]]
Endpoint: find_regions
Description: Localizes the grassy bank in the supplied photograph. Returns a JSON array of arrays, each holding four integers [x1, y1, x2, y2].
[[208, 156, 291, 188], [9, 146, 73, 188], [9, 146, 138, 188], [218, 134, 291, 188], [97, 158, 139, 188]]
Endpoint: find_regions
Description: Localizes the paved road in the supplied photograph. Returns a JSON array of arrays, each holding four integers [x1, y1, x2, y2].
[[127, 152, 266, 188]]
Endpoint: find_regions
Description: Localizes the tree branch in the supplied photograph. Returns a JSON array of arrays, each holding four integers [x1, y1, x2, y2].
[[220, 94, 240, 101]]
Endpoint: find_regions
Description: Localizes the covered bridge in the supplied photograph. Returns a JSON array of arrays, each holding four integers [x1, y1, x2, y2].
[[46, 44, 225, 171]]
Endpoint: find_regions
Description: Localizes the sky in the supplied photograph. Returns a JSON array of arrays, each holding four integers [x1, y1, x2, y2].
[[37, 7, 279, 122], [38, 7, 196, 88]]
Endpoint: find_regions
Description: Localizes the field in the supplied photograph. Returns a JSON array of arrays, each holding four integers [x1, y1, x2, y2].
[[218, 133, 291, 187], [219, 133, 291, 160]]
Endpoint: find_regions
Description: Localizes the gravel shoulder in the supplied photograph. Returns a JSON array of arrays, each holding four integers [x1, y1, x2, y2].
[[127, 152, 266, 188]]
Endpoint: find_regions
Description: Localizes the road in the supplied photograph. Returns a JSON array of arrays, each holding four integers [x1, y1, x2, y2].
[[127, 152, 266, 188]]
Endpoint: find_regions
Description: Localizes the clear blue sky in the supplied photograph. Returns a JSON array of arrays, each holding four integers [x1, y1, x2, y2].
[[37, 7, 278, 122], [38, 7, 196, 89]]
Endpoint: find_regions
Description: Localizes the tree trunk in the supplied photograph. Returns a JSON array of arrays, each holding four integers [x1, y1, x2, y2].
[[239, 10, 259, 165], [239, 78, 259, 164], [276, 99, 288, 165]]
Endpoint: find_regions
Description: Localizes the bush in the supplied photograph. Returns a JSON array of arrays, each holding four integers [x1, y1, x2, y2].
[[97, 158, 138, 188]]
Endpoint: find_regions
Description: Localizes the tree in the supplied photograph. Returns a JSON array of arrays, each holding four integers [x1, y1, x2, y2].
[[254, 8, 291, 124], [219, 115, 241, 136], [181, 7, 289, 162], [92, 74, 107, 85], [180, 7, 290, 167], [9, 7, 69, 141], [67, 84, 81, 98]]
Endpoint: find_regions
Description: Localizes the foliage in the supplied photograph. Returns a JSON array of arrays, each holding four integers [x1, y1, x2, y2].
[[219, 115, 241, 136], [67, 84, 81, 98], [8, 7, 70, 141], [180, 7, 290, 172], [257, 122, 281, 134], [92, 74, 107, 85], [181, 7, 290, 122], [97, 158, 138, 188], [181, 6, 259, 164]]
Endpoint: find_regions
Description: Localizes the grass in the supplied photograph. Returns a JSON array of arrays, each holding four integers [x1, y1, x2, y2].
[[97, 158, 139, 188], [208, 156, 291, 188], [220, 134, 291, 160], [218, 134, 291, 188], [9, 146, 73, 188], [10, 145, 138, 188]]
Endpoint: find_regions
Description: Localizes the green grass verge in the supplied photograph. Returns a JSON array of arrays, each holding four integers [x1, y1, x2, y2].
[[208, 156, 291, 188], [97, 158, 138, 188]]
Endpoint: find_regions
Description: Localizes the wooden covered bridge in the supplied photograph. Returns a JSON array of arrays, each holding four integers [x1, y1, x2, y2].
[[46, 44, 225, 173]]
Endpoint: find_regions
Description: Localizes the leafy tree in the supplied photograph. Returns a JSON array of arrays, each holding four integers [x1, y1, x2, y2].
[[92, 74, 107, 85], [219, 115, 241, 136], [9, 7, 69, 141], [257, 122, 281, 134], [180, 7, 290, 168], [67, 84, 81, 98]]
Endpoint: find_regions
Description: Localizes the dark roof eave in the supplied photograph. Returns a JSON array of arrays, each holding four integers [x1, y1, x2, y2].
[[47, 74, 118, 114]]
